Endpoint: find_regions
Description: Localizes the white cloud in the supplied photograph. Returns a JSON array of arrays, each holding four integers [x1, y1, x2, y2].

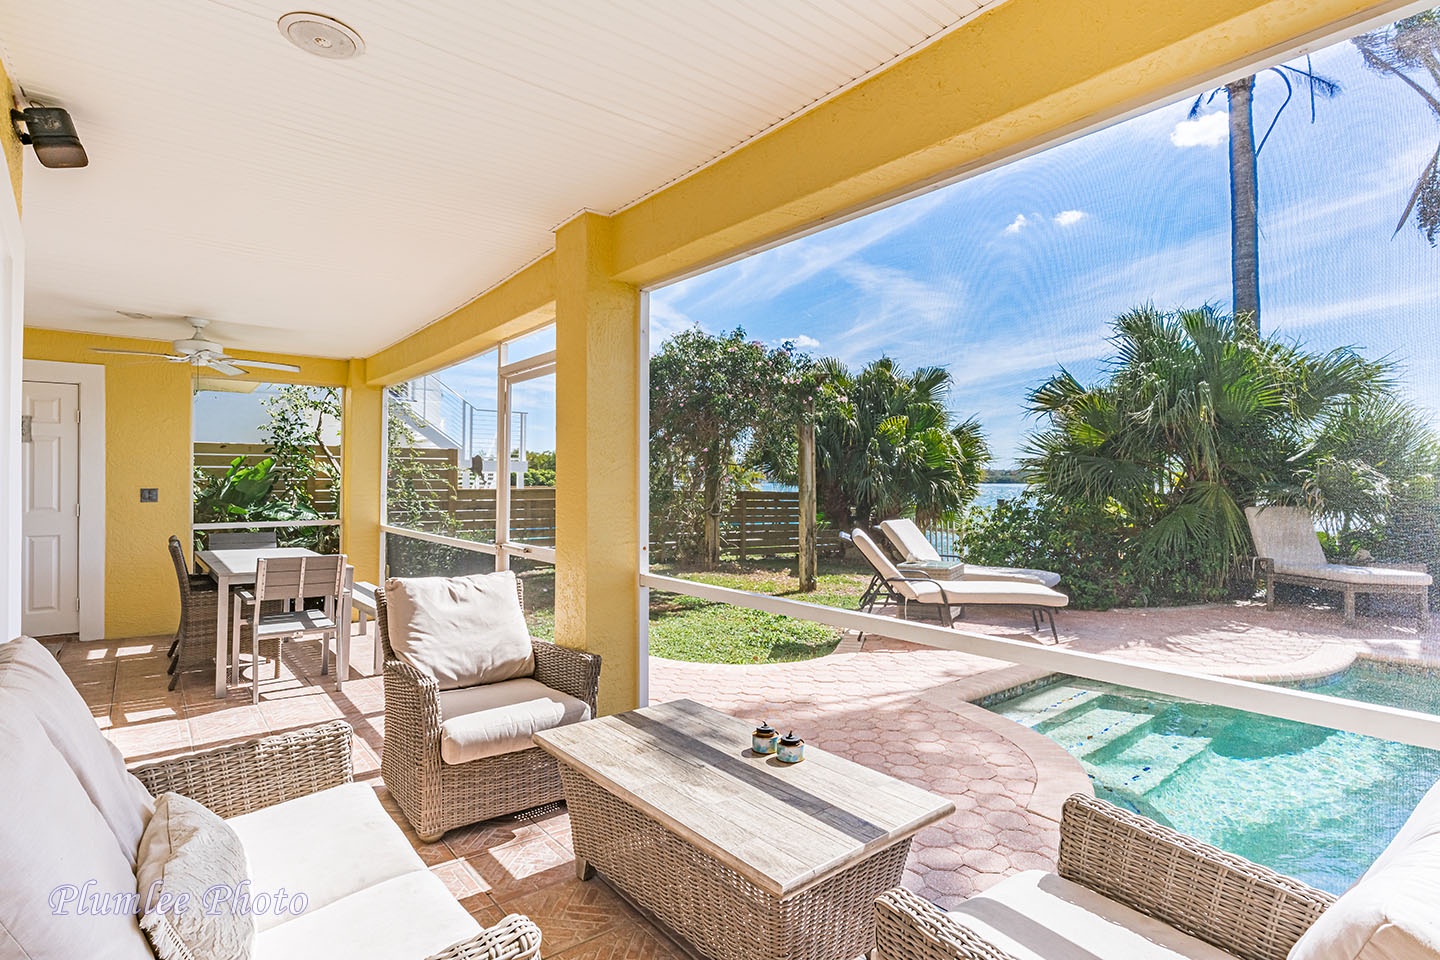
[[1170, 111, 1228, 148], [646, 300, 705, 351], [1003, 214, 1029, 235], [1053, 210, 1086, 227], [779, 334, 821, 350]]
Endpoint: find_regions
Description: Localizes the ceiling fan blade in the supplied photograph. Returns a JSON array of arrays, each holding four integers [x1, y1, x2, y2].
[[90, 347, 181, 358], [226, 358, 302, 373], [206, 361, 247, 377]]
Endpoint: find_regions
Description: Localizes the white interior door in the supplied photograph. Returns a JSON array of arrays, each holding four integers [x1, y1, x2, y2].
[[21, 381, 80, 636]]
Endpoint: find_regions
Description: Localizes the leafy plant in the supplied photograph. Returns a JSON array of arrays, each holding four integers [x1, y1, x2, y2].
[[812, 356, 989, 530]]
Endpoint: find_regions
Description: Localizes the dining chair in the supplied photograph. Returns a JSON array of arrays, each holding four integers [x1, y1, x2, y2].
[[208, 531, 280, 550], [233, 554, 346, 704], [167, 535, 219, 689]]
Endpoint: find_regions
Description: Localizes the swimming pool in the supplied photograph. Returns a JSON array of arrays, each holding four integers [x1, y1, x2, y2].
[[987, 660, 1440, 893]]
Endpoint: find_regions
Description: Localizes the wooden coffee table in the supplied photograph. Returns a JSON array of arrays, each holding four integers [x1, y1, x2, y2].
[[533, 699, 955, 960]]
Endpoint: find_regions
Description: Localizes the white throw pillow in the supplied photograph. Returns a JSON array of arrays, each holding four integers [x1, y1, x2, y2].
[[0, 636, 155, 868], [1288, 779, 1440, 960], [383, 571, 534, 690], [136, 793, 254, 960]]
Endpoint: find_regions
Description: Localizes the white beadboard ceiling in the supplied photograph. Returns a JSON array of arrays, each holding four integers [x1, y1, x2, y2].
[[3, 0, 1001, 359]]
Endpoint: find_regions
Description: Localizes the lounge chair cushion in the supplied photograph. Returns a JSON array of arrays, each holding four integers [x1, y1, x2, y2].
[[880, 519, 942, 563], [963, 565, 1064, 589], [1289, 780, 1440, 960], [253, 872, 478, 960], [383, 571, 534, 689], [136, 792, 254, 960], [0, 636, 155, 869], [227, 783, 426, 933], [1273, 563, 1432, 587], [438, 677, 592, 765], [910, 579, 1069, 609], [942, 869, 1233, 959], [1245, 506, 1329, 567], [0, 705, 154, 960]]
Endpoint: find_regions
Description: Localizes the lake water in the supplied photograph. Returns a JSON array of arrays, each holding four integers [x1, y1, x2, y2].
[[972, 482, 1027, 511]]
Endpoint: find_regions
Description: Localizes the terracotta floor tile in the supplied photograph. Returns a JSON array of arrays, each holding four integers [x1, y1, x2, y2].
[[465, 834, 575, 900], [498, 877, 637, 955], [544, 919, 687, 960]]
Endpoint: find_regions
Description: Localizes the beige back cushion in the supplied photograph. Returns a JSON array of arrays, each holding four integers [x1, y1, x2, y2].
[[0, 636, 155, 868], [0, 705, 154, 959], [853, 529, 924, 602], [1245, 505, 1327, 568], [880, 519, 942, 563], [384, 571, 534, 690], [1288, 779, 1440, 960]]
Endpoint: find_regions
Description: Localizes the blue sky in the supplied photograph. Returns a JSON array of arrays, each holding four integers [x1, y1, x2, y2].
[[649, 29, 1440, 468]]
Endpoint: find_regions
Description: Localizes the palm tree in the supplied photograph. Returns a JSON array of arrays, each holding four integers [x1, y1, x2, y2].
[[1353, 10, 1440, 245], [814, 357, 989, 530], [1023, 305, 1391, 582], [1193, 61, 1340, 328]]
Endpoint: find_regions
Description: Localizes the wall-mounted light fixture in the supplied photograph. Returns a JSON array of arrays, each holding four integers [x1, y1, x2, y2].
[[10, 106, 88, 168]]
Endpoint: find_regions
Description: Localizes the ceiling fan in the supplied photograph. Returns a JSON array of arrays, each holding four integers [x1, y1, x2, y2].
[[91, 316, 301, 376]]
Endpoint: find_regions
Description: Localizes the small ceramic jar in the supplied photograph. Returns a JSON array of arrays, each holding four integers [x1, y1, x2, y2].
[[752, 721, 779, 755], [777, 730, 805, 764]]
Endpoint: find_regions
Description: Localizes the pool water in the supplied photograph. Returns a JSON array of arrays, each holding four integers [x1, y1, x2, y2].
[[989, 661, 1440, 893]]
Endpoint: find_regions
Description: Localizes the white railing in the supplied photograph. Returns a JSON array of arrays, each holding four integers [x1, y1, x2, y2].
[[640, 572, 1440, 751], [380, 524, 556, 565], [194, 519, 341, 530]]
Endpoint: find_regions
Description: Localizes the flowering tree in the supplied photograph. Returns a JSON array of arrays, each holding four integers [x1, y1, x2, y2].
[[649, 328, 810, 565]]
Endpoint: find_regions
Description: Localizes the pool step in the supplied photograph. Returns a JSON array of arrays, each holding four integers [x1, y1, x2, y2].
[[995, 685, 1101, 729], [1039, 707, 1157, 759], [1089, 733, 1211, 794]]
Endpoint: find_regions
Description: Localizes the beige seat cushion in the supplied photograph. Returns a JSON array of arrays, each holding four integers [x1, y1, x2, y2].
[[227, 783, 427, 933], [942, 870, 1235, 960], [0, 705, 154, 960], [1275, 562, 1432, 587], [0, 636, 155, 868], [438, 678, 592, 765], [909, 578, 1069, 608], [136, 793, 254, 960], [253, 871, 478, 960], [964, 565, 1064, 589], [880, 519, 942, 563], [384, 571, 534, 690], [1288, 780, 1440, 960]]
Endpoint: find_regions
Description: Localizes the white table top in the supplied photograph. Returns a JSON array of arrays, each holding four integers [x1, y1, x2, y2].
[[534, 698, 954, 898], [195, 547, 322, 581]]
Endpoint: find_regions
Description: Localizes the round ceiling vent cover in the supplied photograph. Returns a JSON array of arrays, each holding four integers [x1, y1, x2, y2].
[[277, 12, 365, 59]]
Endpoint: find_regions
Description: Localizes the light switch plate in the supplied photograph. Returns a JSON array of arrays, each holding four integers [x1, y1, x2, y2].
[[140, 488, 159, 502]]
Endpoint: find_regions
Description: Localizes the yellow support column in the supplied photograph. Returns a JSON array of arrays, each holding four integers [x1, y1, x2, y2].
[[342, 359, 384, 585], [554, 213, 641, 715]]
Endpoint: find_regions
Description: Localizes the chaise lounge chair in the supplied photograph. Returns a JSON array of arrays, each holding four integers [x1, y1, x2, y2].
[[879, 518, 1062, 588], [849, 528, 1067, 642], [1245, 505, 1431, 625]]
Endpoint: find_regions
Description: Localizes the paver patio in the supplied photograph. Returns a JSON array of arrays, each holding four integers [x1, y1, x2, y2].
[[62, 598, 1438, 957]]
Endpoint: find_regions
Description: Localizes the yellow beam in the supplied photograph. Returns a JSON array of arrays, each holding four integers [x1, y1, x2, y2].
[[553, 214, 641, 715], [609, 0, 1409, 286], [341, 359, 383, 586], [1, 60, 21, 213], [365, 254, 556, 386]]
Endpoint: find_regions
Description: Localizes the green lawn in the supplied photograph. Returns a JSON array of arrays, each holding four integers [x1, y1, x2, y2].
[[515, 555, 873, 665]]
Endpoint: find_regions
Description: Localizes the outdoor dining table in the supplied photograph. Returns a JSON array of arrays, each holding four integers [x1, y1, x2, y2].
[[195, 546, 354, 699]]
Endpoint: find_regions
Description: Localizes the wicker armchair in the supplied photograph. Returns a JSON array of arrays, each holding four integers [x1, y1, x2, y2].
[[130, 720, 543, 960], [378, 579, 602, 842], [875, 794, 1336, 960]]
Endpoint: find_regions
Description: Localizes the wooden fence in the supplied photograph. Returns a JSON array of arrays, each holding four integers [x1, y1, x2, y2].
[[194, 442, 338, 516], [724, 490, 838, 559]]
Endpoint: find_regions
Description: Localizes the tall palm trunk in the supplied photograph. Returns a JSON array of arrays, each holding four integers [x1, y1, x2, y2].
[[1227, 76, 1261, 329]]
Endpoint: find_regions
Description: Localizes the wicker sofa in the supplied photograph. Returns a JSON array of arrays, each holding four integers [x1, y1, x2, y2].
[[875, 790, 1440, 960], [377, 576, 601, 842], [0, 635, 541, 960]]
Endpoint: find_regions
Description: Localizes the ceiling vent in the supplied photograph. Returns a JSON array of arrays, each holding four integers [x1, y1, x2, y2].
[[277, 13, 365, 60]]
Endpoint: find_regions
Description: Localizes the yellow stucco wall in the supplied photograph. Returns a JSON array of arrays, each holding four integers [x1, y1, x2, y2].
[[22, 328, 357, 638], [0, 59, 21, 213]]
